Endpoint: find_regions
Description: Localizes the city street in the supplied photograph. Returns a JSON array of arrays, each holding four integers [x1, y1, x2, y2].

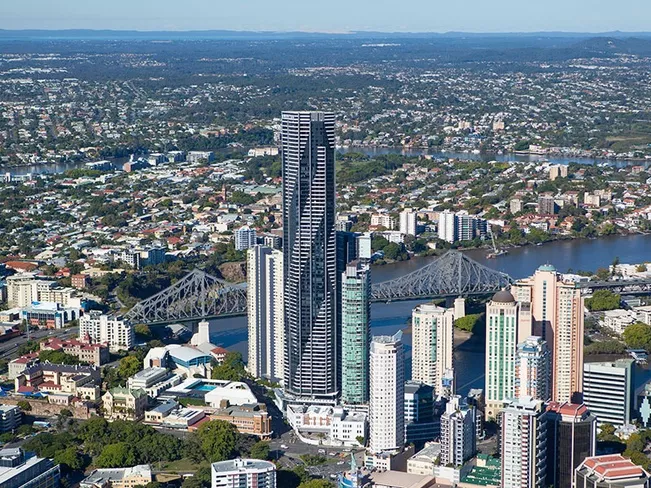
[[0, 327, 79, 360]]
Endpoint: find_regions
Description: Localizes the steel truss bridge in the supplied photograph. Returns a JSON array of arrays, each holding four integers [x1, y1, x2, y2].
[[578, 279, 651, 296], [125, 250, 651, 325], [125, 251, 512, 325], [370, 250, 512, 302], [125, 269, 247, 325]]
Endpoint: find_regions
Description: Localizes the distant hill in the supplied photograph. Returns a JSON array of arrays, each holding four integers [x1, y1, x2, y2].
[[573, 36, 651, 55]]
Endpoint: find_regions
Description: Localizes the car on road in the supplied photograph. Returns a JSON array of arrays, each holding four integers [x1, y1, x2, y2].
[[318, 449, 326, 454], [281, 444, 288, 449]]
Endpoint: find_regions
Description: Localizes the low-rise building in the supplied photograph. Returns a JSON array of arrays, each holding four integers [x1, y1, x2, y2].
[[21, 302, 81, 329], [407, 443, 441, 476], [80, 464, 152, 488], [575, 455, 650, 488], [144, 400, 179, 423], [635, 305, 651, 326], [102, 387, 148, 421], [210, 404, 272, 438], [8, 354, 39, 380], [127, 368, 183, 398], [330, 408, 367, 446], [160, 407, 205, 429], [71, 274, 90, 290], [369, 469, 438, 488], [0, 405, 21, 433], [0, 448, 60, 488], [39, 337, 109, 366], [15, 363, 101, 401], [166, 378, 258, 407], [143, 345, 212, 377], [602, 309, 637, 335]]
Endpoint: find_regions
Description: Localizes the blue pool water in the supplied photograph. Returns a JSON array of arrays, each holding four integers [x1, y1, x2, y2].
[[193, 384, 217, 392]]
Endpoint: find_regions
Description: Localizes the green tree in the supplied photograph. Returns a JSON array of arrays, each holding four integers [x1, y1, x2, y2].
[[96, 442, 136, 468], [249, 441, 270, 460], [39, 350, 81, 365], [454, 314, 484, 333], [134, 324, 152, 339], [595, 268, 611, 281], [383, 242, 402, 261], [54, 446, 86, 471], [17, 400, 31, 412], [623, 322, 651, 351], [17, 341, 39, 356], [211, 352, 249, 382], [196, 420, 239, 462], [118, 355, 142, 379], [298, 480, 334, 488], [585, 290, 621, 312]]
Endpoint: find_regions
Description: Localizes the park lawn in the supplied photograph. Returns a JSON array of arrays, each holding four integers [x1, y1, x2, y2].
[[158, 458, 206, 473]]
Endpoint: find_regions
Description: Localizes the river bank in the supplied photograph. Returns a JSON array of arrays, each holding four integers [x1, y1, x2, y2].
[[5, 143, 651, 177], [370, 233, 651, 282], [339, 145, 651, 167]]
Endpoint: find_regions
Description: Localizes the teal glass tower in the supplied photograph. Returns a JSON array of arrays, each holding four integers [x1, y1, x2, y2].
[[341, 261, 371, 404]]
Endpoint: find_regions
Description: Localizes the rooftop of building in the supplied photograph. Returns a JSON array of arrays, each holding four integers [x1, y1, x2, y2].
[[369, 470, 437, 488], [404, 381, 434, 395], [547, 402, 593, 421], [504, 396, 544, 412], [130, 367, 169, 381], [491, 289, 515, 303], [82, 465, 151, 486], [148, 400, 178, 415], [23, 363, 98, 376], [579, 455, 649, 482], [537, 264, 557, 272], [0, 449, 53, 486], [107, 387, 147, 399], [163, 344, 211, 363], [409, 442, 441, 462], [211, 458, 275, 474]]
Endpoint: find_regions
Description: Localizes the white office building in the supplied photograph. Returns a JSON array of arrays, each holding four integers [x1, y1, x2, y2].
[[246, 246, 284, 382], [369, 332, 405, 454], [501, 397, 548, 488], [411, 304, 454, 395], [437, 211, 456, 243], [515, 336, 551, 402], [235, 226, 257, 251], [440, 395, 476, 467], [211, 459, 275, 488], [400, 209, 417, 236], [357, 232, 372, 260], [79, 311, 134, 352], [583, 359, 634, 427]]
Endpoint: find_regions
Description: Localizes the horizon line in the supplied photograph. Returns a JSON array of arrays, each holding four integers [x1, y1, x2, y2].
[[1, 27, 651, 36]]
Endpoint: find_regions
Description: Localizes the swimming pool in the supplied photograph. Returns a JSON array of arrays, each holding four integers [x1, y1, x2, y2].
[[192, 383, 217, 392]]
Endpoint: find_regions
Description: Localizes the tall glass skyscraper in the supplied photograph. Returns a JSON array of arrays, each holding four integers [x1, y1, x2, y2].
[[282, 111, 337, 400], [341, 261, 370, 404]]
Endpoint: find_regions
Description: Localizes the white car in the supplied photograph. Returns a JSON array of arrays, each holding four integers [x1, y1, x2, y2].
[[281, 444, 289, 449]]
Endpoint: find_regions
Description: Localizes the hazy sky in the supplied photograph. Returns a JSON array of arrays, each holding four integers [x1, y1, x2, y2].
[[1, 0, 650, 33]]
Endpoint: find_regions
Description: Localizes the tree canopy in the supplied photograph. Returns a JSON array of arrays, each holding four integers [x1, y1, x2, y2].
[[585, 290, 621, 311], [623, 322, 651, 351]]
